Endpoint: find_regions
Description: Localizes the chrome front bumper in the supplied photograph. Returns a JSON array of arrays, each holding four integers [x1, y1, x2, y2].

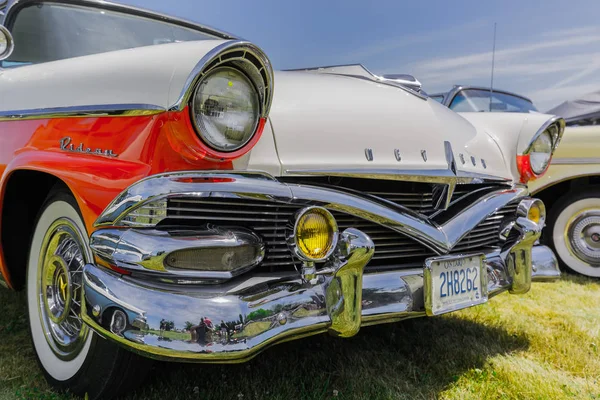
[[81, 242, 559, 363], [81, 171, 560, 362]]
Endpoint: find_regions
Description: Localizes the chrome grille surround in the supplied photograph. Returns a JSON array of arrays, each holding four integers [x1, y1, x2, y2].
[[94, 171, 527, 279]]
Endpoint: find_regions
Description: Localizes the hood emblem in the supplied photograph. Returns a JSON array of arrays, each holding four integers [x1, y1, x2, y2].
[[394, 149, 401, 162], [59, 137, 118, 157], [364, 148, 374, 162], [421, 150, 427, 162]]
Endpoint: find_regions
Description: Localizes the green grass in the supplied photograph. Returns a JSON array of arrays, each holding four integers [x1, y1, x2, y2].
[[0, 274, 598, 399]]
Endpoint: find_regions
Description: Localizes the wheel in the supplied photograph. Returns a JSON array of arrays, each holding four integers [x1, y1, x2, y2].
[[546, 188, 600, 277], [27, 189, 152, 399]]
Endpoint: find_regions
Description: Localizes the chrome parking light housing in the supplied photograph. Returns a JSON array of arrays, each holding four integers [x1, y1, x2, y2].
[[517, 198, 546, 227], [287, 206, 339, 263]]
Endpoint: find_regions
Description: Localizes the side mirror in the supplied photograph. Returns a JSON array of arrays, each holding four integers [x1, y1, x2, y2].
[[0, 25, 14, 61]]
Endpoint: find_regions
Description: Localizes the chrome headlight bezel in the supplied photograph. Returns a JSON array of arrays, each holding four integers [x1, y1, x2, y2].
[[518, 117, 566, 182], [517, 198, 546, 228], [0, 25, 15, 61], [528, 130, 553, 175], [190, 66, 262, 153]]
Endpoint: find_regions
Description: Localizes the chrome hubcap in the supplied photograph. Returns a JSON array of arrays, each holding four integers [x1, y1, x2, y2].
[[38, 218, 89, 360], [567, 211, 600, 266]]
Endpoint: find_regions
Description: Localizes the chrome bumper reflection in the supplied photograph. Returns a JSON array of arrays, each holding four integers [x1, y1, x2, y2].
[[81, 239, 559, 363], [531, 245, 561, 281]]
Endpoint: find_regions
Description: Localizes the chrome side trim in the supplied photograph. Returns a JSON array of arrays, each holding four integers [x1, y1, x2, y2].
[[0, 104, 166, 121], [2, 0, 236, 40], [93, 171, 526, 255], [551, 157, 600, 165], [169, 40, 274, 116]]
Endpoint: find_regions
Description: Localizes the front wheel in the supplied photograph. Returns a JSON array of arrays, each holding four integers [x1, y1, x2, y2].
[[547, 188, 600, 277], [27, 190, 151, 399]]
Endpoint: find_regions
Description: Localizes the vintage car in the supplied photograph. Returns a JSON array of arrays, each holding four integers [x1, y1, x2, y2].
[[0, 0, 564, 398], [527, 90, 600, 277], [431, 85, 539, 113]]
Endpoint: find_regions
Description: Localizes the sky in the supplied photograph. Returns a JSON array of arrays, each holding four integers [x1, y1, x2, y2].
[[122, 0, 600, 111]]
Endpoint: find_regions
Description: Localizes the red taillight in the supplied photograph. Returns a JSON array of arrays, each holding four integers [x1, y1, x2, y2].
[[516, 154, 533, 183], [517, 154, 551, 184]]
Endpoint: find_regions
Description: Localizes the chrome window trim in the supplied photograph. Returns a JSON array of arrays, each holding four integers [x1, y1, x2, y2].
[[441, 85, 536, 108], [1, 0, 237, 39], [0, 103, 166, 120]]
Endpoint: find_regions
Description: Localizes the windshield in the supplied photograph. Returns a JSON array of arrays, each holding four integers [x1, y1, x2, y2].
[[3, 3, 218, 66], [449, 89, 538, 113]]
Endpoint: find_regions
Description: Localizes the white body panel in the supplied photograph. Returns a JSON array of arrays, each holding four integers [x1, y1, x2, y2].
[[0, 40, 551, 183], [458, 112, 560, 182], [268, 71, 510, 179], [0, 40, 229, 111]]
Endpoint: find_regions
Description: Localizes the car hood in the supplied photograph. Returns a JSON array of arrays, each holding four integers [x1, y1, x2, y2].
[[267, 71, 510, 180]]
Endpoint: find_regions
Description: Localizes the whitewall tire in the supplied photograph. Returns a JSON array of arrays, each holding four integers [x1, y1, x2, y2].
[[547, 189, 600, 277], [26, 189, 152, 399], [27, 198, 94, 381]]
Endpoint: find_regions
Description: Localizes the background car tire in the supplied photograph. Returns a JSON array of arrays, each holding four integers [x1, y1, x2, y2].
[[27, 188, 152, 399], [545, 187, 600, 277]]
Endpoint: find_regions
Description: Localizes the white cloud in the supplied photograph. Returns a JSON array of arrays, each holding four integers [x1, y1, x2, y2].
[[371, 25, 600, 112], [340, 19, 488, 63]]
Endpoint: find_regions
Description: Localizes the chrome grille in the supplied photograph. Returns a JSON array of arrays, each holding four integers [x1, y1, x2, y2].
[[333, 203, 518, 266], [279, 177, 506, 216], [164, 198, 300, 268], [164, 194, 519, 271]]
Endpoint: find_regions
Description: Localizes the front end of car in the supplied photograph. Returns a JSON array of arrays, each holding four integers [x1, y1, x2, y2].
[[63, 35, 564, 363], [82, 170, 560, 361]]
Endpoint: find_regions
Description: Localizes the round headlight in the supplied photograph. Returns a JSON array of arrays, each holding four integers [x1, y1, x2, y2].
[[529, 130, 553, 175], [0, 26, 14, 61], [191, 66, 260, 152], [290, 207, 338, 262]]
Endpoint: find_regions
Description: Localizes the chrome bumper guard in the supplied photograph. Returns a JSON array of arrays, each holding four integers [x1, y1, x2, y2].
[[82, 240, 559, 363], [81, 171, 560, 362]]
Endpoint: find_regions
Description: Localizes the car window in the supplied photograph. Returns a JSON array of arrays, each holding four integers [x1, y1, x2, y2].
[[3, 3, 217, 66], [430, 95, 445, 103], [449, 89, 537, 113]]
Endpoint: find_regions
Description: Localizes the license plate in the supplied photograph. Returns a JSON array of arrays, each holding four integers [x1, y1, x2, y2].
[[424, 254, 488, 316]]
